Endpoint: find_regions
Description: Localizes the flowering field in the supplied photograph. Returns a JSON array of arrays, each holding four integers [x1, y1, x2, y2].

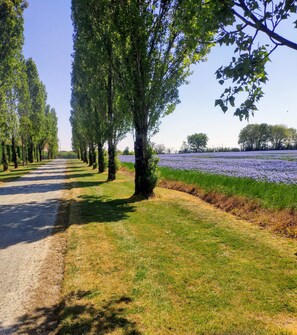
[[119, 150, 297, 184]]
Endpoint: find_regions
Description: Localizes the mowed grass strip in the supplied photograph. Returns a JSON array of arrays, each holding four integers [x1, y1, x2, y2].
[[59, 160, 297, 335], [0, 160, 49, 183]]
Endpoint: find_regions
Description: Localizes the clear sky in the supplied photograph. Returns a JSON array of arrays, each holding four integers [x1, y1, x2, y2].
[[23, 0, 297, 152]]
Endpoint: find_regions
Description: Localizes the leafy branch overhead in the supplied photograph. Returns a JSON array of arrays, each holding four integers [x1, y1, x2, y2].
[[212, 0, 297, 119]]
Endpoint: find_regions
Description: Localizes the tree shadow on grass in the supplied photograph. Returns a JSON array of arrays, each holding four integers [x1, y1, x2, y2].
[[77, 194, 138, 224], [0, 291, 142, 335]]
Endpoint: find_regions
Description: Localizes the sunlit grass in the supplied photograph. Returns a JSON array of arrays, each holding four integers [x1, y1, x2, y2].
[[59, 160, 297, 335]]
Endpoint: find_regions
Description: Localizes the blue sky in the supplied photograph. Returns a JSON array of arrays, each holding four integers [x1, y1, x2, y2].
[[23, 0, 297, 151]]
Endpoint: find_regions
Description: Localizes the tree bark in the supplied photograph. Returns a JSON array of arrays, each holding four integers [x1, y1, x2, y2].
[[134, 126, 153, 197], [98, 142, 105, 173], [12, 136, 18, 169], [92, 150, 97, 169], [89, 143, 96, 167], [2, 142, 9, 171], [83, 147, 88, 164], [28, 140, 34, 163], [80, 146, 84, 161], [22, 139, 25, 166], [108, 140, 116, 181], [107, 61, 116, 181], [88, 145, 93, 166], [39, 146, 42, 161]]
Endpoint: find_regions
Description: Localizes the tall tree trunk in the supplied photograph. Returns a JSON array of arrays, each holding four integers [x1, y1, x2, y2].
[[2, 142, 8, 171], [80, 146, 84, 161], [28, 139, 34, 163], [17, 146, 21, 162], [7, 145, 12, 163], [107, 63, 116, 181], [83, 147, 88, 164], [12, 136, 18, 169], [88, 147, 92, 166], [22, 139, 25, 166], [24, 138, 28, 165], [92, 150, 97, 169], [39, 146, 42, 161], [98, 142, 105, 173], [134, 122, 158, 198], [134, 127, 149, 196], [88, 144, 95, 166], [108, 140, 116, 181], [34, 146, 38, 162]]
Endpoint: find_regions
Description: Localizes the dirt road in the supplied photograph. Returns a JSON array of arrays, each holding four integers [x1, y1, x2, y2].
[[0, 160, 67, 334]]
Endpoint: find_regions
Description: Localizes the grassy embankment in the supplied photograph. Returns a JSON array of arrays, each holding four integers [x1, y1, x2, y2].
[[122, 162, 297, 210], [58, 160, 297, 335], [122, 163, 297, 237], [0, 161, 49, 183]]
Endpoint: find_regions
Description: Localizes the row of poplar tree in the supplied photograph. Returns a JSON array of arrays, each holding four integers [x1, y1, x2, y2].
[[70, 1, 216, 197], [70, 0, 297, 197], [0, 1, 58, 171]]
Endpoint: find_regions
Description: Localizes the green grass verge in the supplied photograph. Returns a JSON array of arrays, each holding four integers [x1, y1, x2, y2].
[[122, 163, 297, 210], [60, 160, 297, 335], [0, 161, 49, 183]]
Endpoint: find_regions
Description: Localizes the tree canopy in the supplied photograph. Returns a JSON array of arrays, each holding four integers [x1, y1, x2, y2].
[[187, 133, 209, 152], [238, 123, 297, 150]]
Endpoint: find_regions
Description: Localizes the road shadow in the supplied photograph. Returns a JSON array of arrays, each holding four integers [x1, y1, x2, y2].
[[0, 159, 137, 249], [0, 291, 142, 335], [0, 174, 103, 196], [0, 192, 136, 250]]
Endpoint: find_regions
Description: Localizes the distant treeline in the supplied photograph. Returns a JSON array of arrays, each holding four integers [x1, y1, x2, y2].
[[238, 124, 297, 151], [57, 151, 78, 159]]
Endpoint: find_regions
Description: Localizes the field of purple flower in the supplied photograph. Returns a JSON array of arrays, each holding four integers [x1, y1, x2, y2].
[[119, 150, 297, 184]]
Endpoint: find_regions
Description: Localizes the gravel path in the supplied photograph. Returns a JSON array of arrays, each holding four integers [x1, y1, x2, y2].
[[0, 159, 66, 334]]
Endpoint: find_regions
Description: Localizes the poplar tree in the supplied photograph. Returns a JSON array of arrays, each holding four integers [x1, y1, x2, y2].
[[71, 0, 131, 180], [25, 58, 47, 162], [110, 1, 212, 196], [0, 0, 27, 170]]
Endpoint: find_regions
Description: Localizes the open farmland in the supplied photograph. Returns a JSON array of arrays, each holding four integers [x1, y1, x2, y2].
[[120, 150, 297, 184]]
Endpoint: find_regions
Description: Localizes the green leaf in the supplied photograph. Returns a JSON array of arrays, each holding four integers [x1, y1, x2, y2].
[[229, 96, 235, 107], [222, 106, 228, 113], [215, 99, 222, 107]]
